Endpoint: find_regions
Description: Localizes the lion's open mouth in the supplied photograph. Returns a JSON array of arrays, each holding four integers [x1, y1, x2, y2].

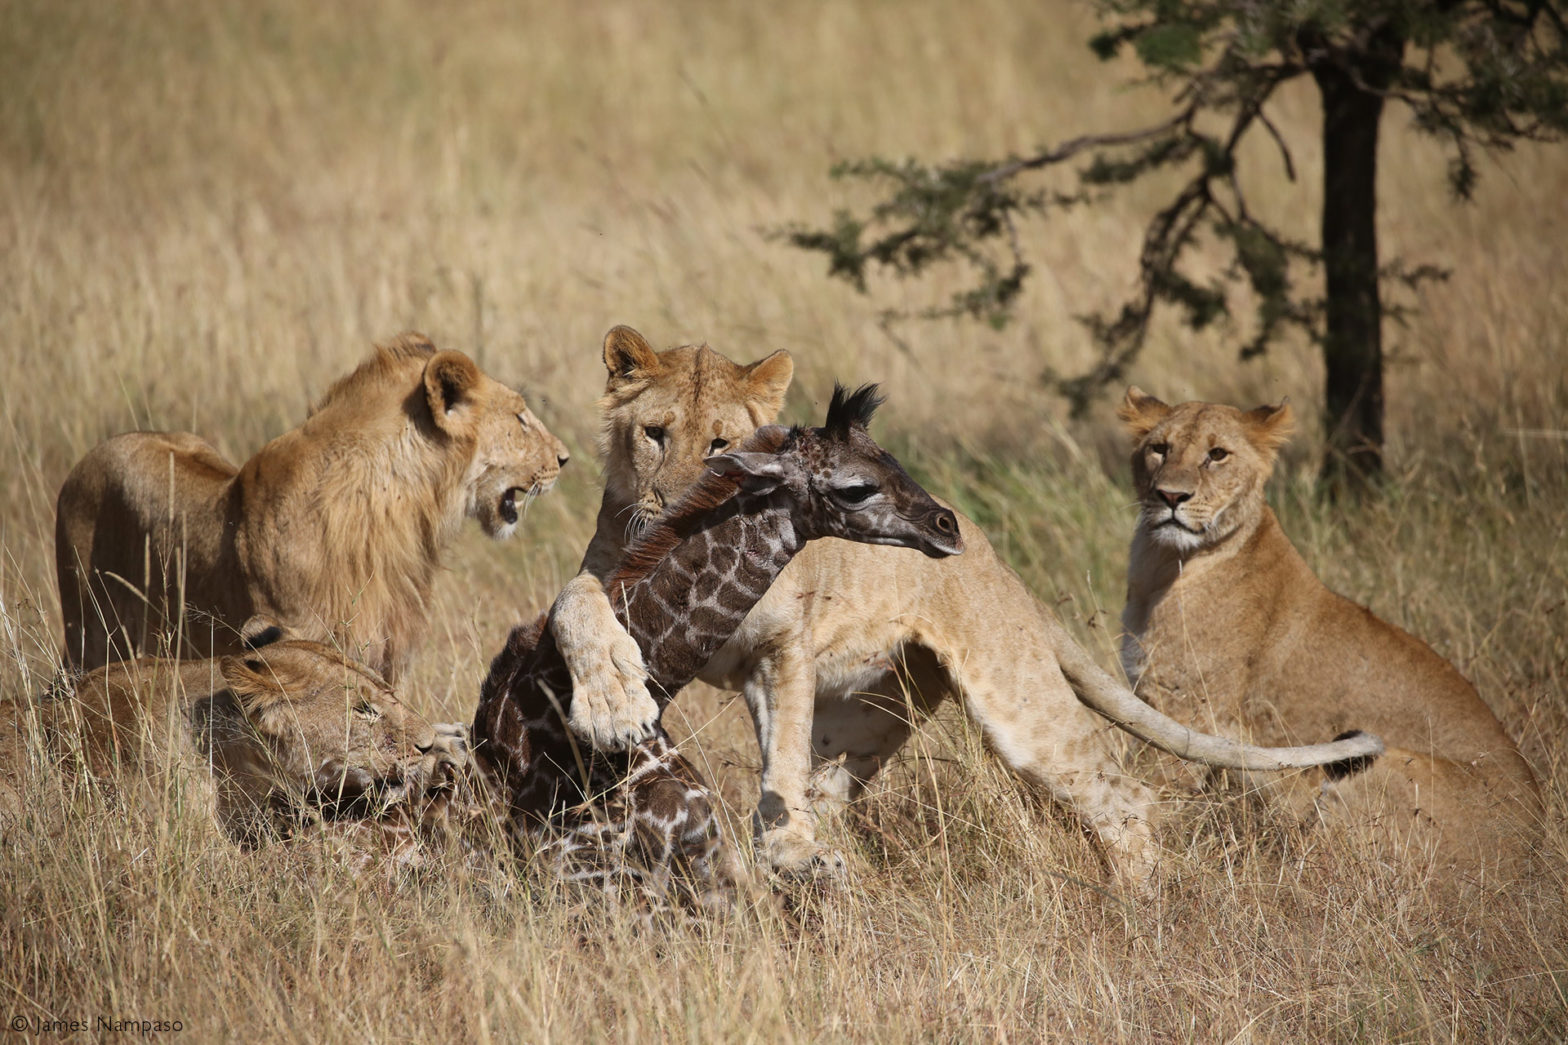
[[500, 487, 524, 525], [307, 755, 457, 819]]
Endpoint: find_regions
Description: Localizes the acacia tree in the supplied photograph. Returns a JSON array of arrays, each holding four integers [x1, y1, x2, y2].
[[782, 1, 1567, 489]]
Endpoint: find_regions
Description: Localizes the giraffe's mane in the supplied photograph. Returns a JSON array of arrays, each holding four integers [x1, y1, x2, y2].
[[607, 425, 796, 591]]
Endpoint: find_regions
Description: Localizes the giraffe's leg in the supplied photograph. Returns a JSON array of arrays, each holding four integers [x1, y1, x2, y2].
[[545, 735, 736, 913], [623, 741, 736, 910]]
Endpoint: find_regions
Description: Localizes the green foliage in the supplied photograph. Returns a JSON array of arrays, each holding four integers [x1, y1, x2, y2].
[[781, 0, 1568, 415], [1134, 22, 1205, 72], [773, 157, 1080, 328]]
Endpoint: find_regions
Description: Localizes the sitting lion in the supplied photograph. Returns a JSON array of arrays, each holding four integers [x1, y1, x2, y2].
[[1117, 388, 1542, 878], [55, 332, 569, 679], [1, 617, 467, 844]]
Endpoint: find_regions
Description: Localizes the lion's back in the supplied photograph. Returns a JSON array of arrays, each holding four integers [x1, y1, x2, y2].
[[56, 432, 243, 668]]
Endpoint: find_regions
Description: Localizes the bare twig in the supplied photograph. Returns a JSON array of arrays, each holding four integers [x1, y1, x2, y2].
[[1257, 106, 1297, 181], [976, 105, 1197, 185]]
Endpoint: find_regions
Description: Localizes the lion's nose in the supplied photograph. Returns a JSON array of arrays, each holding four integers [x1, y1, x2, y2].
[[1157, 488, 1191, 508], [557, 449, 570, 468]]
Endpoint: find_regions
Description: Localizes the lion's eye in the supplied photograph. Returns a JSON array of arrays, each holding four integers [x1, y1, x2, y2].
[[1149, 442, 1169, 457], [644, 425, 666, 446], [1207, 447, 1229, 462], [352, 702, 382, 721], [709, 437, 729, 455], [516, 412, 532, 431]]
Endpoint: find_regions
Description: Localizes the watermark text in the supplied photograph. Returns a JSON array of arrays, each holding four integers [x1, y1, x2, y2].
[[9, 1014, 184, 1036]]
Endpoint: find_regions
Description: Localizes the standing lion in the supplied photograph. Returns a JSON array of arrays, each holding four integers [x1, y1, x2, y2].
[[55, 332, 569, 680]]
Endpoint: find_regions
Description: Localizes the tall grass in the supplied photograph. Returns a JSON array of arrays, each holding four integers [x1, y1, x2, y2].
[[1, 0, 1564, 1039]]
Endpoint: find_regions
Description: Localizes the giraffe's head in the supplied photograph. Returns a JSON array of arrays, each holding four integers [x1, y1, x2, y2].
[[707, 384, 964, 559]]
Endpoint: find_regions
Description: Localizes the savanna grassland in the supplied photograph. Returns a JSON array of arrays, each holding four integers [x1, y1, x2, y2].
[[2, 0, 1566, 1040]]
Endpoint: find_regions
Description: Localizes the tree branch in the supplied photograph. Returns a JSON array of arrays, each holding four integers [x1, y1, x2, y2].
[[977, 106, 1198, 185]]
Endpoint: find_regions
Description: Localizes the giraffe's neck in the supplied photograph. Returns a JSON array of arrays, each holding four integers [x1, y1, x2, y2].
[[604, 485, 801, 701]]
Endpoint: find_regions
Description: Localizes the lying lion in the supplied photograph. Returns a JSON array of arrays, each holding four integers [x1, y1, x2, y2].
[[55, 332, 569, 680], [1117, 388, 1542, 880], [1, 617, 465, 845]]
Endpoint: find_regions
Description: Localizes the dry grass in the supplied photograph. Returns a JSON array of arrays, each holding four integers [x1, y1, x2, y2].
[[2, 0, 1566, 1039]]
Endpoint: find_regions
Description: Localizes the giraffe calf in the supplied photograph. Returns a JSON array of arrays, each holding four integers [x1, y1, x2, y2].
[[475, 617, 740, 913], [470, 385, 962, 914]]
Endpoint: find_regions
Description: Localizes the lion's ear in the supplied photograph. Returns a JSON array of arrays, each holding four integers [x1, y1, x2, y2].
[[425, 350, 482, 429], [743, 349, 793, 424], [219, 653, 267, 692], [1244, 400, 1295, 454], [219, 654, 289, 718], [603, 326, 661, 386], [239, 614, 291, 650], [1118, 387, 1171, 440]]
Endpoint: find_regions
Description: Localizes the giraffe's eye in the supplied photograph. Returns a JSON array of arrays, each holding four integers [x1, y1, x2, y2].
[[644, 425, 666, 446], [833, 483, 878, 505], [1207, 447, 1229, 462], [709, 437, 728, 455]]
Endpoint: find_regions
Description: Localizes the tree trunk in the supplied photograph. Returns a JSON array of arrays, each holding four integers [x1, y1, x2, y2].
[[1313, 54, 1395, 492]]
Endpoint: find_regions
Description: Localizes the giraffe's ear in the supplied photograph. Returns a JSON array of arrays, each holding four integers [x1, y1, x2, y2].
[[707, 451, 793, 494]]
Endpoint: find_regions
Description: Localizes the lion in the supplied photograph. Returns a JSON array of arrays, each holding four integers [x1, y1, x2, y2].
[[546, 327, 1381, 891], [55, 332, 569, 680], [1116, 388, 1542, 878], [1, 617, 467, 845]]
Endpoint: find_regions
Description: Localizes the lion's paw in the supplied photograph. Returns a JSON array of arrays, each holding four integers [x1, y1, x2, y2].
[[758, 827, 847, 881], [552, 573, 659, 752], [563, 628, 658, 752], [424, 722, 470, 769]]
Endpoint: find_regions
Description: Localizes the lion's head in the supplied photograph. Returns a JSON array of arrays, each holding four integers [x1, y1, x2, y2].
[[1118, 387, 1295, 553], [597, 325, 793, 538], [415, 344, 571, 540], [206, 619, 464, 831]]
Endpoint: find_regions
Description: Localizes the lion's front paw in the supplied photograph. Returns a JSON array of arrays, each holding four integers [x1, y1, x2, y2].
[[552, 573, 658, 752], [758, 827, 847, 881], [563, 629, 658, 752], [566, 677, 659, 752], [424, 722, 470, 770]]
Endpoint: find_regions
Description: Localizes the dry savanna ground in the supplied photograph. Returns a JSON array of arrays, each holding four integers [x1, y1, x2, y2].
[[2, 0, 1566, 1040]]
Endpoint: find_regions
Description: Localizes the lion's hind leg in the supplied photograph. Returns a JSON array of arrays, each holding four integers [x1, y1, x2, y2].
[[946, 646, 1162, 895], [1311, 744, 1541, 888]]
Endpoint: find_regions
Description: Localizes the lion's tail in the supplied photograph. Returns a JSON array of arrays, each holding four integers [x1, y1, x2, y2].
[[1053, 632, 1386, 771]]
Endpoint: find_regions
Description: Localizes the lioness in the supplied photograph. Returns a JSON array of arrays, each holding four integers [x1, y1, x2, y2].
[[475, 386, 964, 910], [56, 332, 569, 679], [548, 327, 1380, 890], [1, 617, 466, 844], [1117, 388, 1542, 877]]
